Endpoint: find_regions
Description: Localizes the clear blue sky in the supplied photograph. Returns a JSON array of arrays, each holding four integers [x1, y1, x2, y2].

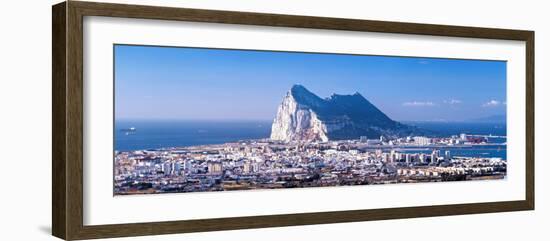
[[114, 44, 506, 122]]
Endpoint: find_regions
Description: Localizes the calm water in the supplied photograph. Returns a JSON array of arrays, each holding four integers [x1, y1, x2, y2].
[[401, 121, 507, 159], [115, 120, 507, 159], [115, 120, 272, 151], [405, 121, 507, 137], [396, 146, 506, 160]]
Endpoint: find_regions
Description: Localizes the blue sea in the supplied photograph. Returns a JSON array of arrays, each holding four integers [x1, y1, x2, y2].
[[115, 120, 272, 151], [404, 121, 506, 137], [115, 120, 507, 159]]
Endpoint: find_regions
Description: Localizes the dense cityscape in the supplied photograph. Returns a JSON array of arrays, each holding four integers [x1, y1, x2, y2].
[[114, 133, 507, 195]]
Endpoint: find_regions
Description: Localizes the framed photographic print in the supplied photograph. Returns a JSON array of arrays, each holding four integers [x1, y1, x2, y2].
[[52, 1, 534, 240]]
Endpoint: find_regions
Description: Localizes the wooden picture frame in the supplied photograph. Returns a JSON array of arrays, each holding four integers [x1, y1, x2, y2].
[[52, 1, 534, 240]]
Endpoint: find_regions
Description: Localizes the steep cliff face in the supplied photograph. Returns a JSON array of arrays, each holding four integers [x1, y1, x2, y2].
[[270, 89, 331, 142], [270, 85, 416, 142]]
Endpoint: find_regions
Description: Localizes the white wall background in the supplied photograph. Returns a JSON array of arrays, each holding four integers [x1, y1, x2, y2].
[[0, 0, 547, 240]]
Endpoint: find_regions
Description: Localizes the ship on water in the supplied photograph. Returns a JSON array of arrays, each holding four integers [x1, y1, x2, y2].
[[120, 127, 136, 135]]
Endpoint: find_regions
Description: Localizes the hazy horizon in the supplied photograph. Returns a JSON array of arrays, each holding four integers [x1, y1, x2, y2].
[[115, 45, 507, 122]]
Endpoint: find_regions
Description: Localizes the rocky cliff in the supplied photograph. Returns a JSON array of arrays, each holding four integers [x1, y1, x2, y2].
[[270, 84, 417, 142]]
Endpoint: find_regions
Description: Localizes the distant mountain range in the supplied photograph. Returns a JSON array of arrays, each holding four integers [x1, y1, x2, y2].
[[270, 84, 423, 142]]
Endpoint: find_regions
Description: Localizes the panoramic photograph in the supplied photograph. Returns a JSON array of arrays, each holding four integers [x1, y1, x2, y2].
[[113, 44, 507, 195]]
